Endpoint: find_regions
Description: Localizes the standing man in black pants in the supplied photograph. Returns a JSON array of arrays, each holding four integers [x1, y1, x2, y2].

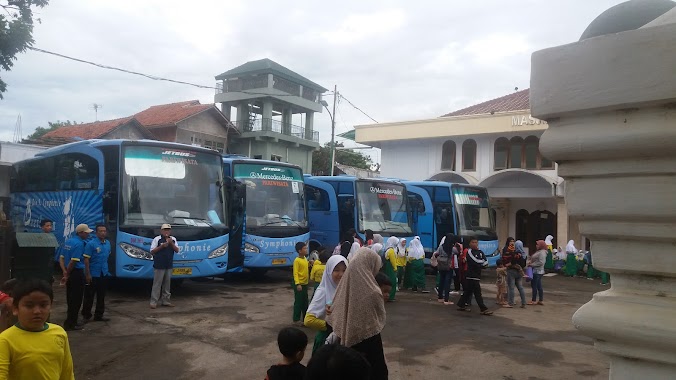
[[82, 224, 112, 322], [61, 223, 93, 330], [456, 237, 493, 316]]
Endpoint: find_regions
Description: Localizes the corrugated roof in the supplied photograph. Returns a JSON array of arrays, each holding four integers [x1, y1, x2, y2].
[[442, 89, 530, 117], [134, 100, 214, 128], [215, 58, 328, 92], [42, 117, 135, 139]]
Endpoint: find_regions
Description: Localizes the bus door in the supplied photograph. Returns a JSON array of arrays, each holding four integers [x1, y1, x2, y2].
[[227, 179, 246, 270], [305, 180, 339, 249], [406, 185, 434, 253]]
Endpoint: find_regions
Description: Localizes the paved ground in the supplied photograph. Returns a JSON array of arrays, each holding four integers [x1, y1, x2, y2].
[[50, 270, 610, 380]]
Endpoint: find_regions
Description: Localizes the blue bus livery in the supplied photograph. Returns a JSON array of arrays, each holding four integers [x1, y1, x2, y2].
[[10, 139, 237, 279], [304, 176, 414, 252], [222, 157, 309, 271], [403, 181, 500, 266]]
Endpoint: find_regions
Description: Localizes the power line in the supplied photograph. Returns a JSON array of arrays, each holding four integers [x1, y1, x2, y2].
[[27, 47, 327, 98], [338, 93, 378, 123]]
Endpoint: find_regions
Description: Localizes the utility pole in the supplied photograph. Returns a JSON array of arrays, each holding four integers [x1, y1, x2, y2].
[[330, 84, 338, 176]]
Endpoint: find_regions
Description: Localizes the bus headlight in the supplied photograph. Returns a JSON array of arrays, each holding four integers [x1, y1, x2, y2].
[[487, 249, 501, 257], [208, 243, 228, 259], [120, 243, 153, 260], [244, 242, 260, 253]]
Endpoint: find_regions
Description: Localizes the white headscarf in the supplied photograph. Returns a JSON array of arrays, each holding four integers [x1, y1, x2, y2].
[[307, 255, 348, 319], [396, 238, 407, 257], [384, 236, 399, 253], [545, 235, 554, 246], [408, 236, 425, 260], [371, 243, 383, 254], [372, 234, 384, 245], [346, 241, 361, 261], [566, 240, 577, 253]]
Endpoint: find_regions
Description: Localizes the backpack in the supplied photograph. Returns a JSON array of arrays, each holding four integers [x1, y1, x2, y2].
[[437, 247, 451, 271]]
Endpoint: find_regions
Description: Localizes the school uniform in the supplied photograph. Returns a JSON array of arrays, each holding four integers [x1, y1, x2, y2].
[[61, 236, 88, 329], [310, 262, 325, 291], [384, 248, 398, 301], [292, 256, 309, 322], [0, 323, 74, 379], [395, 247, 407, 287], [82, 238, 111, 321]]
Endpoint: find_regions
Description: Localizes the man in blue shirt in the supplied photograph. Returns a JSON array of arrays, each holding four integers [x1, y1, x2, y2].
[[82, 224, 111, 322], [61, 223, 93, 331]]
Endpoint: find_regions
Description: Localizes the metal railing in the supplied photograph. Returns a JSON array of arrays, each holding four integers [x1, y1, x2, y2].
[[233, 118, 319, 142]]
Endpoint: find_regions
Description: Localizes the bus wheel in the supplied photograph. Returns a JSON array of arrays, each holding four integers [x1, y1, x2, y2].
[[309, 241, 322, 254]]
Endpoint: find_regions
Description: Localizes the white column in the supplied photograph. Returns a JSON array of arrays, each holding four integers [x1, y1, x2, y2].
[[531, 12, 676, 380], [556, 198, 568, 250]]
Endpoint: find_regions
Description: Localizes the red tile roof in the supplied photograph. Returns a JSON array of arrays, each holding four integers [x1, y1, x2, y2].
[[442, 89, 530, 117], [134, 100, 214, 128], [42, 117, 135, 139]]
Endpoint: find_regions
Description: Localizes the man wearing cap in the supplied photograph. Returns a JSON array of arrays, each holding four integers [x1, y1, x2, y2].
[[61, 223, 93, 331], [149, 224, 179, 309]]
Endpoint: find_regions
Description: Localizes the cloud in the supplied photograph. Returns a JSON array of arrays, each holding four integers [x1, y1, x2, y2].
[[0, 0, 628, 155], [321, 9, 407, 45]]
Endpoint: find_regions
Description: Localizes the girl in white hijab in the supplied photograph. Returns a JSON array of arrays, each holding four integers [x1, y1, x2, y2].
[[408, 236, 428, 293], [326, 249, 388, 380], [382, 236, 399, 301], [305, 255, 348, 353], [544, 234, 555, 270], [564, 240, 579, 277], [346, 239, 362, 261], [395, 238, 408, 289]]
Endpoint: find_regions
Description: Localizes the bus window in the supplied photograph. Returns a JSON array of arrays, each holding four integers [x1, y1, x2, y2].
[[338, 182, 354, 195], [56, 154, 99, 191], [306, 185, 329, 211]]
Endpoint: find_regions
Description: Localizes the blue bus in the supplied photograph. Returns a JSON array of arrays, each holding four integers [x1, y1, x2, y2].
[[10, 139, 242, 279], [403, 181, 500, 266], [303, 176, 414, 252], [222, 156, 309, 272]]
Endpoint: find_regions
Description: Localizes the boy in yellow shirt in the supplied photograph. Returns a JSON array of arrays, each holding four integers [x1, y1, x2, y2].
[[0, 279, 74, 380], [310, 250, 328, 292], [292, 242, 309, 325]]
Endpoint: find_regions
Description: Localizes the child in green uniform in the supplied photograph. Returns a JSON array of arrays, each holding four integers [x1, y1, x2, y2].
[[408, 237, 428, 293], [383, 236, 399, 302], [0, 279, 74, 380], [395, 238, 407, 290], [292, 242, 310, 325]]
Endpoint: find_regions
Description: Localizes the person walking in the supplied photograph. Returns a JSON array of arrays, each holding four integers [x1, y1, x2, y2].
[[527, 240, 547, 305], [326, 249, 388, 380], [149, 224, 179, 309], [502, 237, 527, 308], [61, 223, 93, 331], [456, 237, 493, 315], [433, 234, 454, 304], [81, 224, 111, 322]]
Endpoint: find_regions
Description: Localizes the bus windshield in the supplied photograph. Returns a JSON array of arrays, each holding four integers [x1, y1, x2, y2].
[[452, 186, 497, 240], [121, 146, 226, 229], [356, 181, 412, 235], [233, 163, 307, 228]]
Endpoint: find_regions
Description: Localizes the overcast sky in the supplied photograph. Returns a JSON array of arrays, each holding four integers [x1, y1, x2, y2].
[[0, 0, 625, 162]]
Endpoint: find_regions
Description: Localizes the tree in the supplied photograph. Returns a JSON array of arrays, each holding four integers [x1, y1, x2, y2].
[[0, 0, 49, 99], [26, 120, 77, 140], [312, 142, 373, 175]]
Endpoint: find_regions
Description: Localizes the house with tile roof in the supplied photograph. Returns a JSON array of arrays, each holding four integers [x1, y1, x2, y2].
[[354, 89, 582, 255], [35, 101, 236, 153], [214, 58, 326, 173], [39, 117, 155, 145], [134, 100, 236, 152]]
